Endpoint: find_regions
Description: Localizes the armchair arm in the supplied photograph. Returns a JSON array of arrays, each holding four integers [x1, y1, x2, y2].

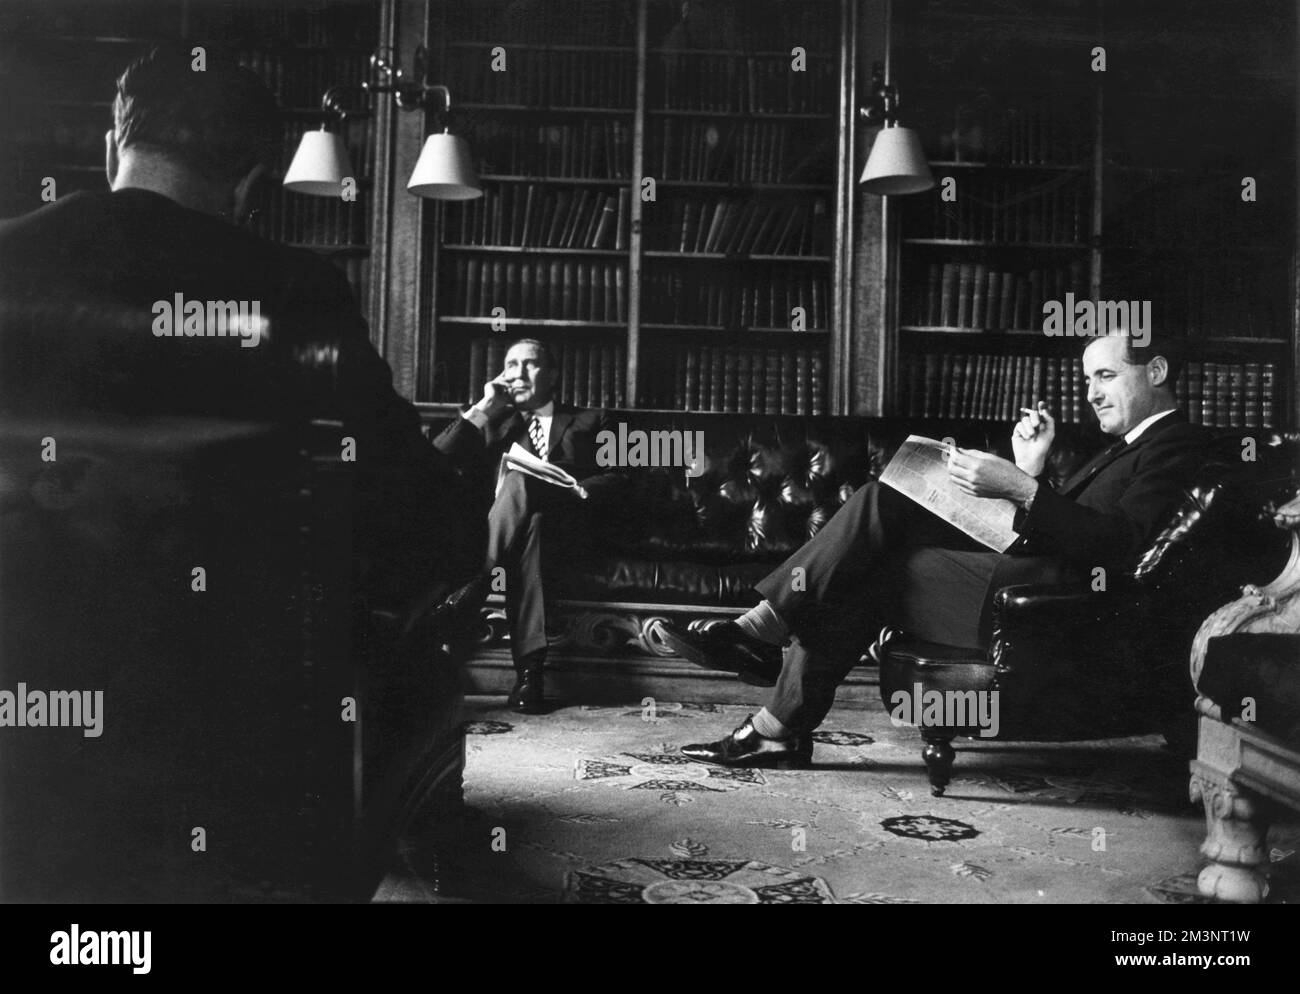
[[989, 581, 1149, 678], [991, 582, 1132, 640]]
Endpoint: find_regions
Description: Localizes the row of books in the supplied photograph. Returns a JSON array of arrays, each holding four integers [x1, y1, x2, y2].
[[649, 0, 839, 54], [642, 271, 829, 330], [910, 262, 1088, 331], [446, 259, 628, 324], [464, 337, 627, 410], [254, 184, 369, 247], [450, 185, 631, 251], [1106, 260, 1289, 342], [1175, 362, 1277, 428], [650, 119, 830, 184], [910, 174, 1089, 244], [901, 352, 1280, 428], [233, 50, 371, 111], [11, 0, 375, 50], [1104, 175, 1281, 249], [643, 346, 828, 415], [651, 54, 836, 115], [453, 0, 636, 48], [922, 98, 1092, 167], [10, 1, 181, 40], [471, 120, 633, 179], [8, 124, 104, 161], [449, 49, 635, 110], [902, 353, 1092, 422], [647, 196, 831, 256], [194, 1, 377, 49]]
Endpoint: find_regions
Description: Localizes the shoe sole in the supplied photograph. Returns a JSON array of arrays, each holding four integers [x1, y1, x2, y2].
[[682, 751, 812, 770]]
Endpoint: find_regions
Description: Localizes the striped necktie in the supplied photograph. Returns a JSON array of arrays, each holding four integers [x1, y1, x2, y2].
[[525, 412, 548, 461]]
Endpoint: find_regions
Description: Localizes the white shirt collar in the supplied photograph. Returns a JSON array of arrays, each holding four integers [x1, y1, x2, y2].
[[528, 401, 555, 421], [1124, 408, 1175, 444]]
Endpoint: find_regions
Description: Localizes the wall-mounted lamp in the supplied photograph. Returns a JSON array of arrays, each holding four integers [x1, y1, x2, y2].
[[283, 87, 355, 197], [284, 47, 482, 201], [858, 62, 934, 196]]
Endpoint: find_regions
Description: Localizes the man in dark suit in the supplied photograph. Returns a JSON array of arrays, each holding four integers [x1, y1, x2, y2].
[[0, 46, 482, 599], [664, 331, 1210, 767], [0, 45, 489, 900], [434, 338, 626, 713]]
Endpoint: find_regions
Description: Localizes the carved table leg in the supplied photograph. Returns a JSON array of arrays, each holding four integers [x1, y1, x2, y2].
[[1189, 766, 1271, 903], [921, 732, 956, 797]]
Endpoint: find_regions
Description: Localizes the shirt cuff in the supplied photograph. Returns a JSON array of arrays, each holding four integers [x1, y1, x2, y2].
[[1020, 480, 1039, 513], [461, 407, 490, 430]]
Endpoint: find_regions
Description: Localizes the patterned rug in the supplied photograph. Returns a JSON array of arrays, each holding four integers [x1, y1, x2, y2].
[[376, 699, 1300, 904]]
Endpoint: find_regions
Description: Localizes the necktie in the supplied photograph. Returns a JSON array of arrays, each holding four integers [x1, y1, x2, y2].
[[525, 413, 548, 461]]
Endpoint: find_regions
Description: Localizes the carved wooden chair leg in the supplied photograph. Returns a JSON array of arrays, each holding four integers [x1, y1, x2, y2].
[[1189, 766, 1271, 903], [921, 731, 957, 797]]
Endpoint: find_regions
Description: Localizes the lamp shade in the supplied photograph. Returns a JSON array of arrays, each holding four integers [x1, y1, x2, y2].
[[859, 126, 935, 196], [283, 128, 353, 197], [407, 132, 482, 200]]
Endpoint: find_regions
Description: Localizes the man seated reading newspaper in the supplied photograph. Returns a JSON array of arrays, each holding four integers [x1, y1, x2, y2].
[[659, 330, 1210, 768], [431, 339, 627, 713]]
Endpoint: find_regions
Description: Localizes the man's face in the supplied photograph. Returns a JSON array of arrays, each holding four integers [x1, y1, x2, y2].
[[503, 342, 556, 410], [1083, 335, 1168, 436]]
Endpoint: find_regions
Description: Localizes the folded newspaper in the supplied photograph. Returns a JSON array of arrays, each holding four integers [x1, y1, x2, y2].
[[877, 435, 1018, 552], [495, 442, 589, 500]]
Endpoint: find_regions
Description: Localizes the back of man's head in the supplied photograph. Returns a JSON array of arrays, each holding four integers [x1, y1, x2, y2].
[[113, 45, 280, 182]]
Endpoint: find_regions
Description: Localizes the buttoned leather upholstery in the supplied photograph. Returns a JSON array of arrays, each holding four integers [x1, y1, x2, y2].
[[426, 410, 1108, 605]]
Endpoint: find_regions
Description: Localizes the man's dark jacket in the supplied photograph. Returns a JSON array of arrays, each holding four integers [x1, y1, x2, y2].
[[434, 402, 627, 501], [0, 188, 483, 589], [1013, 410, 1209, 571]]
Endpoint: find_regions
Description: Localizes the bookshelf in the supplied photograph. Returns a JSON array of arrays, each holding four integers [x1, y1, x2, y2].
[[420, 0, 850, 413], [0, 0, 382, 322], [889, 1, 1103, 426], [884, 0, 1298, 430], [1098, 0, 1296, 430]]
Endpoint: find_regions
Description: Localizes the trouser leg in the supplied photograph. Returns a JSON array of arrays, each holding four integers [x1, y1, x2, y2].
[[767, 635, 862, 732], [503, 509, 548, 663], [489, 472, 580, 665], [755, 480, 938, 621]]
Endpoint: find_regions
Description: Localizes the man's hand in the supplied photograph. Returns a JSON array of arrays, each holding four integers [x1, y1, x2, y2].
[[1011, 401, 1055, 477], [473, 372, 514, 419], [947, 447, 1038, 507]]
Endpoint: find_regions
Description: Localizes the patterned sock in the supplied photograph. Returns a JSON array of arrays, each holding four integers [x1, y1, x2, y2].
[[733, 600, 789, 646], [751, 708, 793, 740]]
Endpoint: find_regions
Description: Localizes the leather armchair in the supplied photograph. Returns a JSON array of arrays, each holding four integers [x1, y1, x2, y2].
[[879, 432, 1298, 795], [0, 305, 475, 901]]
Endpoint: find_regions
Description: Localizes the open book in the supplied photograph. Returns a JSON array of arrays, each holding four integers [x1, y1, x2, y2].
[[877, 435, 1018, 552], [495, 442, 589, 500]]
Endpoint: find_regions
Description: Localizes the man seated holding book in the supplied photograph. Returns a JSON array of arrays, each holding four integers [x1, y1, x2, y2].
[[433, 338, 628, 713], [661, 330, 1210, 767]]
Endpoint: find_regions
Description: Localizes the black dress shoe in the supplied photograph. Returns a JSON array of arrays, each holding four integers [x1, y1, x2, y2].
[[658, 620, 784, 687], [506, 651, 546, 714], [425, 572, 490, 637], [681, 716, 812, 769]]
